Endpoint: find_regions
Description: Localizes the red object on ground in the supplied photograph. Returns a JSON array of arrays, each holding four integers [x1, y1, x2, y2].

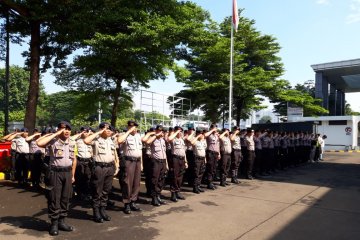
[[0, 142, 12, 172]]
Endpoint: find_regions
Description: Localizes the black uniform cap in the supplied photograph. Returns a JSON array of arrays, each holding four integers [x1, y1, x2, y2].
[[20, 127, 29, 132], [174, 126, 183, 131], [155, 125, 163, 130], [127, 120, 139, 127], [99, 122, 110, 129], [57, 121, 72, 130]]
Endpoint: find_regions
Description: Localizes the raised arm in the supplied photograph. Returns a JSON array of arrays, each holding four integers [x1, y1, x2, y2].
[[230, 130, 239, 141], [190, 134, 202, 145], [141, 131, 155, 143], [25, 132, 42, 142], [204, 128, 216, 138], [219, 130, 229, 140], [37, 129, 64, 148], [83, 129, 104, 145], [6, 132, 22, 141], [167, 130, 181, 142], [1, 132, 18, 141], [118, 127, 136, 144]]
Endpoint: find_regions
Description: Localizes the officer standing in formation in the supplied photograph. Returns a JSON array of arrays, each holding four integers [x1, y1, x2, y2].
[[167, 126, 187, 202], [73, 127, 93, 200], [245, 129, 255, 179], [84, 122, 118, 223], [145, 125, 168, 206], [36, 121, 76, 236], [219, 129, 232, 187], [117, 120, 143, 214], [204, 124, 220, 190], [230, 126, 241, 184], [190, 130, 207, 193], [26, 129, 43, 188]]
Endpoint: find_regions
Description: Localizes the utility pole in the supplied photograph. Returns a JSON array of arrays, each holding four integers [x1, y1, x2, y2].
[[97, 102, 102, 124]]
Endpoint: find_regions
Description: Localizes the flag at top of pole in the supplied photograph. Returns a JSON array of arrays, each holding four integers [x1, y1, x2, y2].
[[232, 0, 239, 31]]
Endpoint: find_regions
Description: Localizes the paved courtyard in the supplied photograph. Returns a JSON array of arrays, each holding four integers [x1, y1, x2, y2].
[[1, 152, 360, 240]]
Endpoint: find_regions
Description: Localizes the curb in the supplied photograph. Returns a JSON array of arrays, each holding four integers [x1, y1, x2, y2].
[[326, 150, 360, 153]]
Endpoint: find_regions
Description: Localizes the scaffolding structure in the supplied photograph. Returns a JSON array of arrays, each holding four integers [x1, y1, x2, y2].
[[139, 90, 191, 131]]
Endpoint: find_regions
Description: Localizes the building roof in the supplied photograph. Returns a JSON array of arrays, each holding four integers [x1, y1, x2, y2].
[[311, 59, 360, 93]]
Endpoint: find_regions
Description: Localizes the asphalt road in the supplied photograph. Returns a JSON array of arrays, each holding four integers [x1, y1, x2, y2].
[[1, 152, 360, 240]]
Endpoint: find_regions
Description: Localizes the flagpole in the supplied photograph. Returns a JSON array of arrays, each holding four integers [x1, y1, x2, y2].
[[229, 23, 234, 129]]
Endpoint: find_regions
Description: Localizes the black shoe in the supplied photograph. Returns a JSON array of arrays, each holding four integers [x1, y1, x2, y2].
[[220, 182, 226, 187], [151, 196, 161, 207], [225, 181, 230, 185], [107, 200, 115, 207], [100, 207, 111, 221], [231, 178, 240, 184], [176, 192, 185, 200], [58, 218, 74, 232], [123, 203, 131, 214], [170, 192, 178, 202], [246, 175, 254, 180], [198, 186, 205, 192], [157, 196, 167, 205], [193, 187, 200, 194], [207, 183, 216, 190], [49, 220, 59, 236], [93, 208, 104, 223], [130, 202, 142, 211]]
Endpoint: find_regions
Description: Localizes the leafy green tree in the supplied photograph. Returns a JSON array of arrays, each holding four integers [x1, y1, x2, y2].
[[345, 102, 360, 116], [174, 11, 286, 125], [259, 115, 272, 124], [54, 0, 210, 126], [0, 0, 105, 130]]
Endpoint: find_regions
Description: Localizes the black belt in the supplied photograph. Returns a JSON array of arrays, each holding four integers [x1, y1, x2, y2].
[[221, 152, 231, 156], [207, 150, 219, 155], [50, 166, 72, 172], [95, 161, 114, 167], [195, 156, 205, 160], [78, 157, 92, 162], [152, 158, 166, 163], [125, 156, 141, 162], [233, 149, 241, 152], [173, 155, 185, 160]]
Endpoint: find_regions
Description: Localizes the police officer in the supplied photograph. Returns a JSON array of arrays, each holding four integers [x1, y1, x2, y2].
[[142, 128, 156, 196], [73, 127, 93, 200], [36, 121, 76, 236], [204, 124, 220, 190], [244, 129, 255, 179], [190, 130, 207, 193], [26, 129, 43, 188], [1, 129, 20, 181], [117, 120, 143, 214], [84, 122, 118, 223], [219, 129, 232, 187], [230, 126, 241, 184], [167, 126, 187, 202], [8, 128, 30, 186], [145, 125, 168, 206], [184, 127, 195, 187]]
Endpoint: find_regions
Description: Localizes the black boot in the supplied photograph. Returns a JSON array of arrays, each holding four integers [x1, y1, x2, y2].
[[151, 196, 161, 206], [193, 187, 200, 194], [207, 183, 216, 190], [157, 195, 167, 205], [123, 203, 131, 214], [49, 219, 59, 236], [93, 208, 104, 223], [100, 206, 111, 221], [58, 217, 74, 232], [231, 178, 240, 184], [175, 192, 185, 200], [198, 185, 205, 192], [130, 202, 141, 211], [170, 192, 178, 202]]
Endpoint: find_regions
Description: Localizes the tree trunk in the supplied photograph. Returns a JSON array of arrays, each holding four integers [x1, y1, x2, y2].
[[24, 20, 40, 131], [111, 79, 122, 127]]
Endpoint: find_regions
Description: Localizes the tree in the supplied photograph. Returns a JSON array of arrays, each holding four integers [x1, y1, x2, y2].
[[345, 101, 360, 116], [0, 0, 105, 130], [174, 11, 286, 125], [54, 0, 210, 126]]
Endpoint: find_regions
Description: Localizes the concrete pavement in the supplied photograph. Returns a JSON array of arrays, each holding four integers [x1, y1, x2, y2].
[[1, 152, 360, 240]]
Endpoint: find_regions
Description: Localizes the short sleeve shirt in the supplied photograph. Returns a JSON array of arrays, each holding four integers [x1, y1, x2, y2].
[[150, 138, 167, 160], [123, 133, 142, 158], [194, 140, 207, 157], [207, 134, 220, 153], [76, 138, 93, 159], [48, 138, 75, 167], [15, 137, 30, 154], [92, 137, 116, 163], [172, 137, 186, 157]]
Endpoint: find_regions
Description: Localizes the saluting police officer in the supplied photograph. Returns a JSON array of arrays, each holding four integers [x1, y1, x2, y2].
[[117, 120, 143, 214], [190, 130, 207, 193], [244, 129, 255, 179], [219, 129, 232, 187], [204, 124, 220, 190], [84, 122, 118, 223], [73, 126, 93, 201], [230, 126, 242, 184], [145, 125, 168, 206], [167, 126, 187, 202], [7, 128, 30, 186], [36, 121, 77, 236], [26, 129, 43, 188]]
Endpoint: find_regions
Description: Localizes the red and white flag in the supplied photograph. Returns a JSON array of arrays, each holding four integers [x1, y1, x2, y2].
[[232, 0, 239, 31]]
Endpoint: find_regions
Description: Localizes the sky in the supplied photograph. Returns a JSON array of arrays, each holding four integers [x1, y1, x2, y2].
[[3, 0, 360, 114]]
